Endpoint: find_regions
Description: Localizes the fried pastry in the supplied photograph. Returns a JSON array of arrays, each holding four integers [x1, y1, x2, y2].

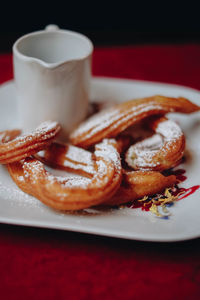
[[104, 170, 177, 206], [70, 95, 199, 148], [125, 116, 185, 171], [7, 139, 122, 210], [5, 94, 198, 212], [36, 135, 132, 178], [35, 139, 177, 207], [36, 142, 95, 178], [0, 121, 60, 164]]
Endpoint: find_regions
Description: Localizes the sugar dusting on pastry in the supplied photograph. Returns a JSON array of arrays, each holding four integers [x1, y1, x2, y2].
[[4, 95, 200, 212], [0, 121, 60, 164], [125, 117, 185, 171]]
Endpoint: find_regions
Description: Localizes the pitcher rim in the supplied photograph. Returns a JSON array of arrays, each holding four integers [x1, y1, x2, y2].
[[13, 28, 94, 69]]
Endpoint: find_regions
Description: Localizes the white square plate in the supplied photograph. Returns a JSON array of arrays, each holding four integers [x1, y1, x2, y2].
[[0, 77, 200, 242]]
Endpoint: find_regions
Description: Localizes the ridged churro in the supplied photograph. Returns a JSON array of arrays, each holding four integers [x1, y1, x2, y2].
[[0, 121, 60, 164], [7, 139, 122, 210], [70, 95, 199, 148], [125, 116, 185, 171]]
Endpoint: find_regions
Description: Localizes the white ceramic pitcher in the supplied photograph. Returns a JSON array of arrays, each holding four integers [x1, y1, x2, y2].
[[13, 25, 93, 139]]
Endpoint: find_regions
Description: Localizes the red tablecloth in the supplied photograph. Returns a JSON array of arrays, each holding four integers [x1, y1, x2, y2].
[[1, 45, 200, 300]]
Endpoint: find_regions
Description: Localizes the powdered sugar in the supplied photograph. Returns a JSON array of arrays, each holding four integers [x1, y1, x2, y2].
[[14, 121, 59, 146], [126, 134, 163, 167], [127, 149, 159, 168], [70, 101, 164, 145], [18, 175, 25, 182], [126, 118, 184, 170], [135, 134, 163, 150], [23, 159, 92, 189], [0, 182, 39, 206], [63, 145, 95, 175], [65, 145, 92, 163], [22, 139, 121, 192], [35, 121, 59, 133], [37, 144, 95, 176], [95, 139, 121, 172], [47, 174, 91, 189], [156, 119, 182, 141], [71, 106, 121, 138]]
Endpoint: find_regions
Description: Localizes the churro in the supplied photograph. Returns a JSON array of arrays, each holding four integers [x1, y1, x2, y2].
[[7, 139, 122, 210], [0, 121, 60, 164], [70, 95, 199, 148], [125, 116, 185, 171]]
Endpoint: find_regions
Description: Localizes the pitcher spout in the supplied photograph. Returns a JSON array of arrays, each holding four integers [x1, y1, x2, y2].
[[13, 24, 93, 70]]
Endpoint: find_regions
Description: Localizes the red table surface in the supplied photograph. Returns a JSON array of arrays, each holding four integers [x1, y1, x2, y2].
[[0, 45, 200, 300]]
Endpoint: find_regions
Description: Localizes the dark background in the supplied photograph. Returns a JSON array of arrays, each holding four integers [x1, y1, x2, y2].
[[0, 2, 200, 52]]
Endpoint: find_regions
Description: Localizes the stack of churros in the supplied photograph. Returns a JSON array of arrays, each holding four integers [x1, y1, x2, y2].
[[0, 95, 199, 211]]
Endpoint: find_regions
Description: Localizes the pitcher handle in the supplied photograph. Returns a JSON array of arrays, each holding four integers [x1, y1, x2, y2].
[[45, 24, 59, 31]]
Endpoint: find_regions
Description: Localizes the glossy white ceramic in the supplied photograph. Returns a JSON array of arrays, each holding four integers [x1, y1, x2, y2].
[[0, 77, 200, 242], [13, 25, 93, 139]]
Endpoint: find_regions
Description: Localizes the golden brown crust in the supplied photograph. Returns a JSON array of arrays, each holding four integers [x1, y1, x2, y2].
[[0, 121, 60, 164], [5, 95, 196, 211], [125, 116, 185, 171], [7, 139, 122, 210], [36, 142, 95, 178], [104, 170, 177, 206], [69, 95, 199, 148], [33, 140, 177, 207], [36, 136, 133, 178]]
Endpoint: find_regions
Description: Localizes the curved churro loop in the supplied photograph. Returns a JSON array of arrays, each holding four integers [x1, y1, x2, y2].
[[35, 139, 177, 207], [7, 139, 122, 210], [7, 159, 34, 195], [125, 116, 185, 171], [36, 142, 95, 178], [0, 121, 60, 164], [70, 95, 199, 148], [36, 136, 132, 178], [104, 170, 177, 206]]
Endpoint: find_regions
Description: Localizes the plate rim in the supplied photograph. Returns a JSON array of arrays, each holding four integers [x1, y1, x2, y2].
[[1, 76, 200, 94], [0, 77, 200, 242]]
